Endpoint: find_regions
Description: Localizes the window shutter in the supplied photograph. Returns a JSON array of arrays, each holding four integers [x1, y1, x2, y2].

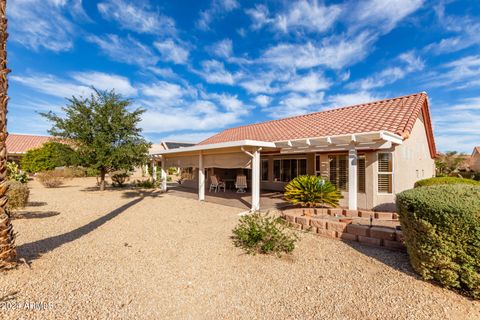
[[378, 153, 393, 193], [358, 156, 366, 193]]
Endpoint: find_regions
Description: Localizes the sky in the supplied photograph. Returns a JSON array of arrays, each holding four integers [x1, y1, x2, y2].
[[6, 0, 480, 153]]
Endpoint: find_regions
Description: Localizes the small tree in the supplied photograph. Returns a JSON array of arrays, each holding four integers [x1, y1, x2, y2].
[[41, 89, 151, 190], [435, 151, 467, 176], [21, 141, 76, 173]]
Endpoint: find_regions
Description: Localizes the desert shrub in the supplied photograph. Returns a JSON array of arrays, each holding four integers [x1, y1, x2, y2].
[[6, 161, 28, 183], [6, 181, 30, 213], [61, 166, 87, 178], [284, 175, 342, 208], [37, 171, 65, 188], [111, 170, 130, 187], [232, 212, 298, 255], [414, 176, 480, 188], [396, 185, 480, 299], [85, 167, 100, 177], [134, 179, 155, 188], [21, 141, 77, 173]]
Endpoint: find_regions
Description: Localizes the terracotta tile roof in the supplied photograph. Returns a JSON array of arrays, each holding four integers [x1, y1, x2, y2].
[[6, 134, 53, 154], [475, 146, 480, 154], [199, 92, 436, 157]]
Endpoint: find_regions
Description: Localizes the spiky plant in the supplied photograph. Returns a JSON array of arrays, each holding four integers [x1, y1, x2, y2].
[[0, 0, 16, 270], [284, 175, 342, 208]]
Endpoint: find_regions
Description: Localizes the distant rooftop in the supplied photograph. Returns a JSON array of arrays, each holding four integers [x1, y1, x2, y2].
[[6, 133, 53, 154]]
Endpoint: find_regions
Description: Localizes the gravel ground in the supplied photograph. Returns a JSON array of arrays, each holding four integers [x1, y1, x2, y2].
[[1, 178, 479, 319]]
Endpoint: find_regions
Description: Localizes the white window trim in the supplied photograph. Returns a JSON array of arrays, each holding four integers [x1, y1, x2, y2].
[[376, 152, 394, 195], [261, 159, 269, 182], [272, 157, 307, 183]]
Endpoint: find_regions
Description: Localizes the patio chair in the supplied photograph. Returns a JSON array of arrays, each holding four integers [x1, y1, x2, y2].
[[235, 175, 247, 193], [209, 175, 226, 193]]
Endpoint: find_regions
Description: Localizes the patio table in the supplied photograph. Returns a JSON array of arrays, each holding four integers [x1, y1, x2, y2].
[[221, 178, 235, 190]]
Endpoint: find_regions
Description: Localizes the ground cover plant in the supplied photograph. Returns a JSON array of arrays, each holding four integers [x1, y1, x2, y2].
[[232, 212, 298, 255]]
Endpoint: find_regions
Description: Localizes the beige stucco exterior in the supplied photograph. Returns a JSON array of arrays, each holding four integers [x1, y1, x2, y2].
[[470, 148, 480, 172]]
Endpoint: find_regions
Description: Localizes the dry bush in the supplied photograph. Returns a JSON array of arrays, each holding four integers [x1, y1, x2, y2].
[[6, 181, 30, 213], [37, 171, 65, 188]]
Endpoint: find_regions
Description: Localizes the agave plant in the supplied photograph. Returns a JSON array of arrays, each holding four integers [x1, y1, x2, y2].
[[284, 175, 342, 208]]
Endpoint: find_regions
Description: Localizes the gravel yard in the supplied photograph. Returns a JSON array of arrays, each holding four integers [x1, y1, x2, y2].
[[1, 178, 479, 319]]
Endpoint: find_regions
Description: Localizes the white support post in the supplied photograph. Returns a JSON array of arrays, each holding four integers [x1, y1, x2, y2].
[[348, 142, 358, 210], [198, 152, 205, 201], [151, 160, 157, 183], [251, 148, 261, 212], [160, 156, 167, 191]]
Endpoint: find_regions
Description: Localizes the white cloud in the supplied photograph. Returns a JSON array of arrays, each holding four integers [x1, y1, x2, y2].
[[208, 93, 247, 113], [424, 4, 480, 55], [147, 67, 178, 79], [10, 74, 91, 98], [9, 0, 78, 52], [246, 1, 342, 34], [285, 72, 331, 92], [197, 60, 236, 85], [86, 34, 159, 66], [196, 0, 239, 31], [424, 55, 480, 89], [433, 110, 480, 152], [348, 51, 424, 90], [449, 97, 480, 111], [261, 32, 375, 70], [141, 81, 188, 105], [208, 39, 233, 58], [154, 39, 190, 64], [265, 92, 325, 118], [71, 71, 137, 96], [253, 95, 271, 107], [327, 91, 380, 108], [349, 0, 423, 33], [97, 0, 176, 35], [245, 4, 271, 30]]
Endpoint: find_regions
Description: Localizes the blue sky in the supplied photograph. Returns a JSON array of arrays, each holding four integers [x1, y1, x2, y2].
[[7, 0, 480, 152]]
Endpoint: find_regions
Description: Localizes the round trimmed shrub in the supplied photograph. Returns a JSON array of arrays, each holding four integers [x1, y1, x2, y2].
[[414, 176, 480, 188], [396, 185, 480, 299]]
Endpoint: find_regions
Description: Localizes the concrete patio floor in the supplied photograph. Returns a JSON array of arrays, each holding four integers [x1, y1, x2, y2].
[[166, 183, 289, 210]]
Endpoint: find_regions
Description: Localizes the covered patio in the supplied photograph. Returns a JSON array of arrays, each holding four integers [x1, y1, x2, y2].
[[150, 131, 403, 212], [166, 184, 289, 210]]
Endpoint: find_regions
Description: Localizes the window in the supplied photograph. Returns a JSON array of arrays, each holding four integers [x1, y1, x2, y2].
[[181, 167, 194, 180], [378, 153, 393, 193], [329, 154, 366, 192], [329, 155, 348, 191], [273, 158, 307, 182], [261, 159, 269, 181]]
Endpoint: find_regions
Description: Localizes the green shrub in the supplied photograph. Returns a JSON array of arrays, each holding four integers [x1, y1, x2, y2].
[[6, 161, 28, 183], [167, 176, 172, 182], [232, 212, 298, 255], [21, 142, 77, 173], [6, 181, 30, 213], [85, 167, 100, 177], [396, 185, 480, 299], [167, 167, 177, 175], [134, 179, 155, 188], [111, 170, 130, 187], [414, 176, 480, 188], [37, 171, 65, 188], [284, 175, 342, 208]]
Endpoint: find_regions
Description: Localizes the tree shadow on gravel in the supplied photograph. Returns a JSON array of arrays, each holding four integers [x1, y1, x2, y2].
[[17, 197, 145, 262], [343, 240, 419, 278], [27, 201, 48, 207], [15, 211, 60, 219]]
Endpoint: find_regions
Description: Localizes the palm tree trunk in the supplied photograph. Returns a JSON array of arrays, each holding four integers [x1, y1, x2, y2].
[[0, 0, 17, 270]]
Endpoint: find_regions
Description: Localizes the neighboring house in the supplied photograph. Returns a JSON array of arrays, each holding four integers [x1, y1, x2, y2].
[[6, 133, 53, 163], [470, 147, 480, 172], [151, 92, 436, 212], [149, 141, 195, 154]]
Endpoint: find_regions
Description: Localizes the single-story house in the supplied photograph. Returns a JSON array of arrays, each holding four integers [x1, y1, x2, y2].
[[470, 147, 480, 172], [6, 133, 53, 163], [151, 92, 436, 212], [149, 141, 195, 154]]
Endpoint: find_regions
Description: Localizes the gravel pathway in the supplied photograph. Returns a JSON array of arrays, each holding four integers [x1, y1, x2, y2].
[[1, 178, 479, 319]]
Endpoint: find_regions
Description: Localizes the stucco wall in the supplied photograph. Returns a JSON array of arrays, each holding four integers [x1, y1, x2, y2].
[[471, 151, 480, 172]]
